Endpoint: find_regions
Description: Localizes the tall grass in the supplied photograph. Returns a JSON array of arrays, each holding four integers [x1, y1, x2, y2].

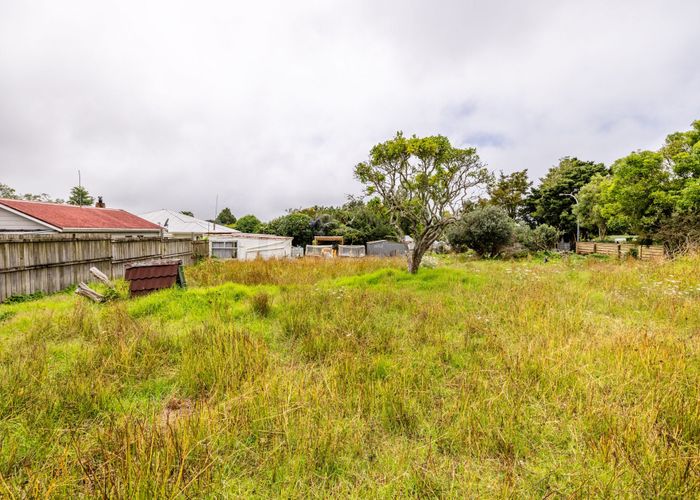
[[0, 255, 698, 496]]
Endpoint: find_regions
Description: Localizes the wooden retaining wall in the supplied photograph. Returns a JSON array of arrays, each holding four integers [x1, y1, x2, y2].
[[0, 234, 204, 301], [575, 242, 665, 260]]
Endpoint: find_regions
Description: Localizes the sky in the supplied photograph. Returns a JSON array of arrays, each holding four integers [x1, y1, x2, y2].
[[1, 0, 699, 220]]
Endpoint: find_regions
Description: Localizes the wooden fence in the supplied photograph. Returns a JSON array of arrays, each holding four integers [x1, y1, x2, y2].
[[0, 234, 209, 301], [575, 242, 665, 260]]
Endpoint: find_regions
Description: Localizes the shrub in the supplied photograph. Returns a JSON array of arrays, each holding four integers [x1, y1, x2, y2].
[[447, 206, 514, 257], [516, 224, 560, 252]]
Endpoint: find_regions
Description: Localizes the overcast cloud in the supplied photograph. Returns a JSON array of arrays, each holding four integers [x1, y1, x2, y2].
[[1, 0, 699, 219]]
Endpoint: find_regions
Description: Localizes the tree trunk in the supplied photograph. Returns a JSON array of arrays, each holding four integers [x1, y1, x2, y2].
[[407, 239, 430, 274]]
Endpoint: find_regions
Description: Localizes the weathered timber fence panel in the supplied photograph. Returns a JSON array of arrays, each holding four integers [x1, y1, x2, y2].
[[192, 240, 209, 259], [595, 243, 620, 257], [576, 241, 665, 260], [111, 239, 163, 277], [639, 245, 665, 260], [575, 242, 596, 255], [0, 234, 202, 301]]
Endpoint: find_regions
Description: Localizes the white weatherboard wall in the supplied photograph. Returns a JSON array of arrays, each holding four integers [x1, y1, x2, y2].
[[0, 206, 53, 232], [210, 234, 292, 260]]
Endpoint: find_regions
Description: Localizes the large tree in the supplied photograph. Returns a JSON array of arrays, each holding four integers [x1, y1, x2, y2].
[[487, 169, 532, 220], [67, 186, 95, 206], [355, 132, 490, 273], [527, 157, 607, 239], [606, 150, 674, 239], [234, 214, 262, 233], [265, 212, 314, 246]]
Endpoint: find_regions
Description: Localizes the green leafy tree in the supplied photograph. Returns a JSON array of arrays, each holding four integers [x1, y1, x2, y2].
[[516, 223, 560, 251], [488, 169, 531, 220], [67, 186, 95, 206], [606, 151, 674, 239], [662, 120, 700, 179], [355, 132, 490, 273], [234, 214, 262, 233], [215, 207, 236, 225], [265, 212, 314, 246], [1, 183, 19, 199], [572, 174, 625, 239], [527, 157, 607, 239], [335, 198, 397, 244], [661, 120, 700, 214], [447, 206, 514, 256]]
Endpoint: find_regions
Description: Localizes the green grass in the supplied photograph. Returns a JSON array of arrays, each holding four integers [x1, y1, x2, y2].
[[0, 255, 699, 497]]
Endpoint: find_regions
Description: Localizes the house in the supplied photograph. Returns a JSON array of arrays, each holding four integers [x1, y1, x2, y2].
[[0, 198, 162, 236], [139, 209, 292, 260], [139, 209, 239, 239], [209, 233, 293, 260]]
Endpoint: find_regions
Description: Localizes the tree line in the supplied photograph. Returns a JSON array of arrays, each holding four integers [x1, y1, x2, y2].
[[3, 119, 697, 270]]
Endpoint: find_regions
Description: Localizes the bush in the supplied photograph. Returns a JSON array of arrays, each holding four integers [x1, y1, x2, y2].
[[654, 212, 700, 255], [447, 206, 514, 257], [516, 224, 560, 252]]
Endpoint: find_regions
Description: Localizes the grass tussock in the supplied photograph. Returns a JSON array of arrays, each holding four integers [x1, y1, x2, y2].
[[0, 255, 698, 497]]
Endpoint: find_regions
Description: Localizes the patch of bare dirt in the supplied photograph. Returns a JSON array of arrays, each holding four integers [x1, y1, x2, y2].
[[161, 397, 194, 426]]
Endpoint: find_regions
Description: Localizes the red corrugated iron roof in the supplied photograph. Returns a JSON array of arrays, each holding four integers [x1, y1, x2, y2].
[[0, 198, 162, 232], [124, 261, 183, 296]]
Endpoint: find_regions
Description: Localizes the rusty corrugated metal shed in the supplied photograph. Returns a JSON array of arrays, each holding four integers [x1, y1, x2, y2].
[[124, 260, 183, 296]]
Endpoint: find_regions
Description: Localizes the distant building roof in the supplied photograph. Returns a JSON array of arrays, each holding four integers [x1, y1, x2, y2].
[[211, 232, 292, 241], [139, 209, 239, 235], [0, 198, 162, 232]]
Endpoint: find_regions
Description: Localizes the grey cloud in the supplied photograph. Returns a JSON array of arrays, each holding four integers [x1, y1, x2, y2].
[[1, 0, 699, 218]]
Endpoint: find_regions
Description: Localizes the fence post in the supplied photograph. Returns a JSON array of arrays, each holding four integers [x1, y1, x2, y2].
[[617, 243, 621, 259]]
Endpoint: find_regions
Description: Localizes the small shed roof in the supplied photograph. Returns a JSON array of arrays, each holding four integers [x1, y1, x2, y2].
[[0, 198, 161, 232], [124, 260, 184, 296], [139, 209, 239, 235]]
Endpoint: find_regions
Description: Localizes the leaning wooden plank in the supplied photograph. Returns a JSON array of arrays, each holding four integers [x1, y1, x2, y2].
[[75, 282, 105, 303], [89, 266, 114, 289]]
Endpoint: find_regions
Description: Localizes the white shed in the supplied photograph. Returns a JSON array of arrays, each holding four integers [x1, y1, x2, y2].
[[209, 233, 293, 260], [139, 209, 239, 239]]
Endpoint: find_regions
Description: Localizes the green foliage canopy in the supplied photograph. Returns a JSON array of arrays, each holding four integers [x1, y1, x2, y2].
[[447, 206, 514, 256], [527, 157, 607, 237], [234, 214, 262, 233], [355, 132, 490, 272], [265, 212, 314, 246], [487, 169, 531, 220], [67, 186, 95, 206], [215, 208, 236, 226]]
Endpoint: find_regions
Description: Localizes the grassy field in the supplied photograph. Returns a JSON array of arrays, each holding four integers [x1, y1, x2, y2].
[[0, 254, 699, 497]]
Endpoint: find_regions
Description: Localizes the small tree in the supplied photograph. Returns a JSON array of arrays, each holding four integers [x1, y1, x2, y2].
[[215, 207, 236, 225], [447, 206, 514, 257], [234, 214, 262, 233], [355, 132, 490, 273], [67, 186, 95, 206], [488, 169, 532, 220], [516, 224, 560, 252]]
